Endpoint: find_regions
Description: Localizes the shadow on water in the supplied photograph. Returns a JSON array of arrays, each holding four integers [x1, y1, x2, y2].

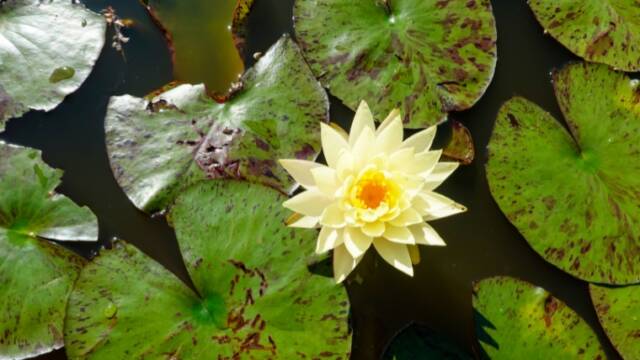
[[0, 0, 623, 359]]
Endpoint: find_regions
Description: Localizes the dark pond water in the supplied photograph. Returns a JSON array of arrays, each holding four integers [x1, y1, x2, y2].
[[0, 0, 626, 359]]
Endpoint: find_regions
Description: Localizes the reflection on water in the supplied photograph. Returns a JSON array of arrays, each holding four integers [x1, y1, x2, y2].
[[145, 0, 244, 94]]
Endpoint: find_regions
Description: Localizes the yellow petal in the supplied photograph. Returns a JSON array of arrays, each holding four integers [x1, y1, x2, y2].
[[413, 192, 467, 220], [377, 108, 401, 134], [288, 214, 319, 228], [408, 245, 421, 265], [283, 190, 332, 217], [279, 159, 322, 189], [383, 225, 415, 244], [333, 244, 358, 283], [375, 114, 403, 154], [402, 126, 436, 153], [352, 126, 376, 170], [311, 166, 340, 196], [410, 223, 446, 246], [320, 203, 346, 228], [389, 208, 423, 227], [321, 122, 349, 168], [361, 221, 385, 237], [344, 227, 373, 258], [373, 238, 413, 276], [349, 101, 375, 146], [317, 226, 343, 254], [423, 162, 459, 190]]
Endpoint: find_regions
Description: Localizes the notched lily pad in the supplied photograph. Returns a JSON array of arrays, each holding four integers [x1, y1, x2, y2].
[[293, 0, 497, 128], [0, 142, 98, 359], [106, 36, 328, 213], [590, 284, 640, 359], [64, 180, 351, 359], [473, 276, 605, 359], [0, 0, 106, 130], [383, 323, 472, 360], [529, 0, 640, 71], [486, 62, 640, 284], [443, 120, 475, 165]]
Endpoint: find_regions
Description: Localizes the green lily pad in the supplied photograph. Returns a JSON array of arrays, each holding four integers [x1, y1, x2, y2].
[[383, 324, 472, 360], [0, 0, 106, 131], [528, 0, 640, 72], [473, 276, 605, 359], [293, 0, 497, 128], [590, 284, 640, 359], [486, 62, 640, 284], [106, 36, 328, 213], [143, 0, 245, 94], [0, 142, 98, 359], [64, 180, 351, 359]]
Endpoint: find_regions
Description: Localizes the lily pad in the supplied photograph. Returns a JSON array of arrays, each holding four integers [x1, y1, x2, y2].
[[0, 0, 106, 131], [0, 142, 98, 359], [443, 120, 475, 165], [383, 323, 472, 360], [486, 62, 640, 284], [590, 284, 640, 359], [473, 276, 605, 359], [528, 0, 640, 72], [143, 0, 245, 94], [293, 0, 497, 128], [64, 180, 351, 359], [106, 36, 328, 213]]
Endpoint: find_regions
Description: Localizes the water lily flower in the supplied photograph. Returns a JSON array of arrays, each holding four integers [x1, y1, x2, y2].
[[280, 101, 466, 283]]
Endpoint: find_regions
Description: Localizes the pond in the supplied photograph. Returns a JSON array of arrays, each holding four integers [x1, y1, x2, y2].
[[0, 0, 632, 359]]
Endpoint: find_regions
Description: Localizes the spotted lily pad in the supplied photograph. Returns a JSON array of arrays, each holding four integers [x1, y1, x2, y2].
[[65, 180, 351, 359], [529, 0, 640, 72], [293, 0, 497, 128], [590, 284, 640, 359], [0, 0, 106, 131], [473, 276, 605, 359], [0, 142, 98, 359], [486, 62, 640, 284], [383, 323, 471, 360], [106, 36, 328, 213]]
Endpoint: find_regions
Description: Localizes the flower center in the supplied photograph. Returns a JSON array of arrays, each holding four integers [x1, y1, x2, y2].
[[350, 169, 399, 209]]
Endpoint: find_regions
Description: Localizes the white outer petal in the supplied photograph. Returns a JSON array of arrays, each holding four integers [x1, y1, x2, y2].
[[383, 225, 416, 244], [349, 101, 375, 146], [375, 115, 403, 154], [377, 109, 401, 134], [402, 126, 437, 153], [423, 162, 459, 190], [344, 227, 373, 258], [373, 238, 414, 276], [321, 122, 349, 168], [320, 203, 346, 227], [279, 159, 322, 189], [283, 190, 332, 217], [333, 244, 359, 283], [289, 215, 319, 228], [311, 166, 340, 196], [411, 223, 446, 246], [317, 226, 343, 254]]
